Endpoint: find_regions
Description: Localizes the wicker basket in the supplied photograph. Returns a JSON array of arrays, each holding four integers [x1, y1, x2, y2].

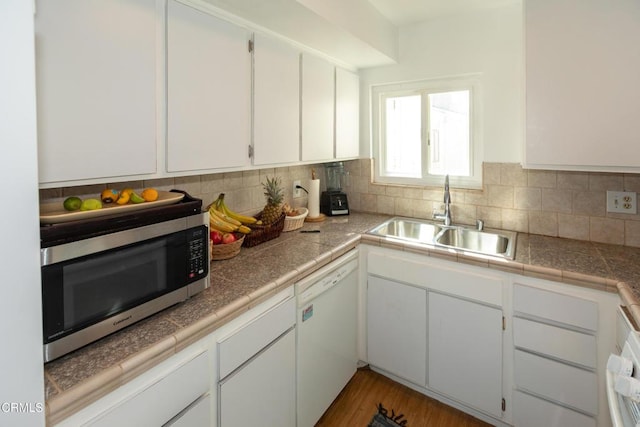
[[283, 207, 309, 232], [210, 233, 245, 261], [242, 212, 286, 247]]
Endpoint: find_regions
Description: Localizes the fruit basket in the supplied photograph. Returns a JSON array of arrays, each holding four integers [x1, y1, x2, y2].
[[242, 212, 286, 248], [210, 233, 245, 261], [283, 207, 309, 232]]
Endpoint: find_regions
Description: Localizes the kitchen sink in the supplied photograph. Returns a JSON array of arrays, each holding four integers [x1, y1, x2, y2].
[[434, 227, 516, 259], [367, 218, 442, 243], [367, 217, 517, 259]]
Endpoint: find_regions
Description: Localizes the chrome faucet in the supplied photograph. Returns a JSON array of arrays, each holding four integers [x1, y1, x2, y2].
[[433, 175, 452, 226]]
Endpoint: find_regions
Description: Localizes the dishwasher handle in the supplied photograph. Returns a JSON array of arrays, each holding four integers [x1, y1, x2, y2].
[[297, 258, 357, 306]]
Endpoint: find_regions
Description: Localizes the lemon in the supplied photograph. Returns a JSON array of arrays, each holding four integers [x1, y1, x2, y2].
[[80, 198, 102, 211], [63, 196, 82, 211]]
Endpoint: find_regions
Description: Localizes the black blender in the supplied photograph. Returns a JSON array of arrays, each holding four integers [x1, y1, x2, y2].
[[320, 162, 350, 216]]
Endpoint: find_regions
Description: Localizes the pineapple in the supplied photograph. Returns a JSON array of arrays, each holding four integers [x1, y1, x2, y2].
[[261, 176, 284, 225]]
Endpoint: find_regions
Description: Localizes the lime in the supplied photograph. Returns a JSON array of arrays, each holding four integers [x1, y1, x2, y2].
[[63, 196, 82, 211], [80, 198, 103, 211]]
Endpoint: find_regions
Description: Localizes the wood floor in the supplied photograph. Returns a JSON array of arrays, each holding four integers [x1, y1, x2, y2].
[[316, 367, 492, 427]]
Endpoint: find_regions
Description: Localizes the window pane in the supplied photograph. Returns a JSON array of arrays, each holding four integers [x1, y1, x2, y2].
[[428, 90, 470, 176], [384, 95, 421, 178]]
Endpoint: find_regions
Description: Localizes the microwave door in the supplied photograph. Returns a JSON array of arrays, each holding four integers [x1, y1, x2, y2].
[[62, 239, 168, 332]]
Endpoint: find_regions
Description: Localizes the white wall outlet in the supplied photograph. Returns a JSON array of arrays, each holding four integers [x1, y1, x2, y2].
[[607, 191, 637, 214], [293, 180, 302, 198]]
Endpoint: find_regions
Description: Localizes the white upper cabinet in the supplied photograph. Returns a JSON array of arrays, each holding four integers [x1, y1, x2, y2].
[[335, 68, 360, 159], [524, 0, 640, 172], [252, 33, 300, 166], [35, 0, 158, 185], [167, 0, 251, 173], [301, 54, 335, 162]]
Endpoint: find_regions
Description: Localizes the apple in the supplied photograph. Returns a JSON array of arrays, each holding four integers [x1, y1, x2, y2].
[[222, 233, 237, 244], [210, 230, 223, 245]]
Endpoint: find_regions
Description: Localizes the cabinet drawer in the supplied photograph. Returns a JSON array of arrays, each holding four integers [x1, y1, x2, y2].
[[90, 351, 210, 427], [513, 390, 596, 427], [514, 349, 597, 415], [513, 284, 597, 331], [218, 296, 295, 379], [513, 317, 596, 368], [164, 393, 211, 427]]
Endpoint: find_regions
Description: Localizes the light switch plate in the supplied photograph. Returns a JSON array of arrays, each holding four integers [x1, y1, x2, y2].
[[607, 191, 637, 214]]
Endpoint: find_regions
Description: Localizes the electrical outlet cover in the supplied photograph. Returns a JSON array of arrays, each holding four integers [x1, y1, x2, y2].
[[607, 191, 637, 214], [293, 180, 302, 198]]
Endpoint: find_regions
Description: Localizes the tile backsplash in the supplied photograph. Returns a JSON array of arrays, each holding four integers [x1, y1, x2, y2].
[[343, 160, 640, 248], [39, 160, 640, 248], [39, 165, 319, 218]]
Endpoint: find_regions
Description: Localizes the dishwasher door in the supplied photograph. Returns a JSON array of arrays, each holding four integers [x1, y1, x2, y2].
[[296, 249, 359, 427]]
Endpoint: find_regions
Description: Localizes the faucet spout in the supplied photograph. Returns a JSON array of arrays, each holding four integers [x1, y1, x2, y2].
[[433, 175, 452, 226], [443, 174, 450, 204]]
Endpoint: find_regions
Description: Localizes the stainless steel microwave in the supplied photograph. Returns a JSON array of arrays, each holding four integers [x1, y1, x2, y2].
[[40, 192, 209, 362]]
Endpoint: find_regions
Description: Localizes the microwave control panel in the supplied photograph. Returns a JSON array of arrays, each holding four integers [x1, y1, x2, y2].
[[187, 225, 208, 281]]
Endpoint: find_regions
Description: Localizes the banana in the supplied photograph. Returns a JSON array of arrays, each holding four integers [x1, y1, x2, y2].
[[209, 217, 237, 233], [208, 209, 238, 233], [237, 225, 252, 234], [209, 206, 242, 227], [217, 195, 257, 225]]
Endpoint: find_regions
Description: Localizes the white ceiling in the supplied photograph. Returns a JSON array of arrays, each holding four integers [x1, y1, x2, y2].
[[202, 0, 521, 69], [368, 0, 520, 26]]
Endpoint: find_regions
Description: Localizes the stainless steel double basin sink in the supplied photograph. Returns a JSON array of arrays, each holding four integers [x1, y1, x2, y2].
[[367, 217, 517, 259]]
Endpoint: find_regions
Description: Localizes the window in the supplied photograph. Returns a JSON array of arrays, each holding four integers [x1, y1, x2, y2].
[[372, 75, 482, 188]]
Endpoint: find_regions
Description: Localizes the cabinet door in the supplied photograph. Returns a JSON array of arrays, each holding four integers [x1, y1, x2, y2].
[[335, 68, 359, 159], [367, 275, 427, 386], [167, 0, 251, 173], [219, 330, 296, 427], [35, 0, 157, 184], [301, 53, 334, 162], [428, 292, 503, 418], [524, 0, 640, 171], [253, 33, 300, 165]]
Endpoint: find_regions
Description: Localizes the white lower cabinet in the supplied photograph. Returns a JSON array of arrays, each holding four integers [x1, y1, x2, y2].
[[510, 281, 617, 426], [55, 343, 212, 427], [218, 330, 295, 426], [428, 292, 503, 418], [367, 275, 427, 386], [216, 289, 296, 427], [365, 246, 506, 424], [363, 244, 619, 427]]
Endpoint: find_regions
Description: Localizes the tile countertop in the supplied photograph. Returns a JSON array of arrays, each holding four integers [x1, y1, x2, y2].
[[43, 212, 640, 424]]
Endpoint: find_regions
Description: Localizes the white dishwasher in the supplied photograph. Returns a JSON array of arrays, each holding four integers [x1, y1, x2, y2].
[[296, 249, 359, 427]]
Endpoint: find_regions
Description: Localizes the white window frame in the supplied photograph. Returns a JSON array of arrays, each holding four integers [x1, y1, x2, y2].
[[371, 74, 483, 189]]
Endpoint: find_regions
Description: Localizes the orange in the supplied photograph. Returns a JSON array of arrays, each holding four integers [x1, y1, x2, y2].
[[100, 188, 119, 204], [141, 188, 159, 202], [116, 192, 130, 205]]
